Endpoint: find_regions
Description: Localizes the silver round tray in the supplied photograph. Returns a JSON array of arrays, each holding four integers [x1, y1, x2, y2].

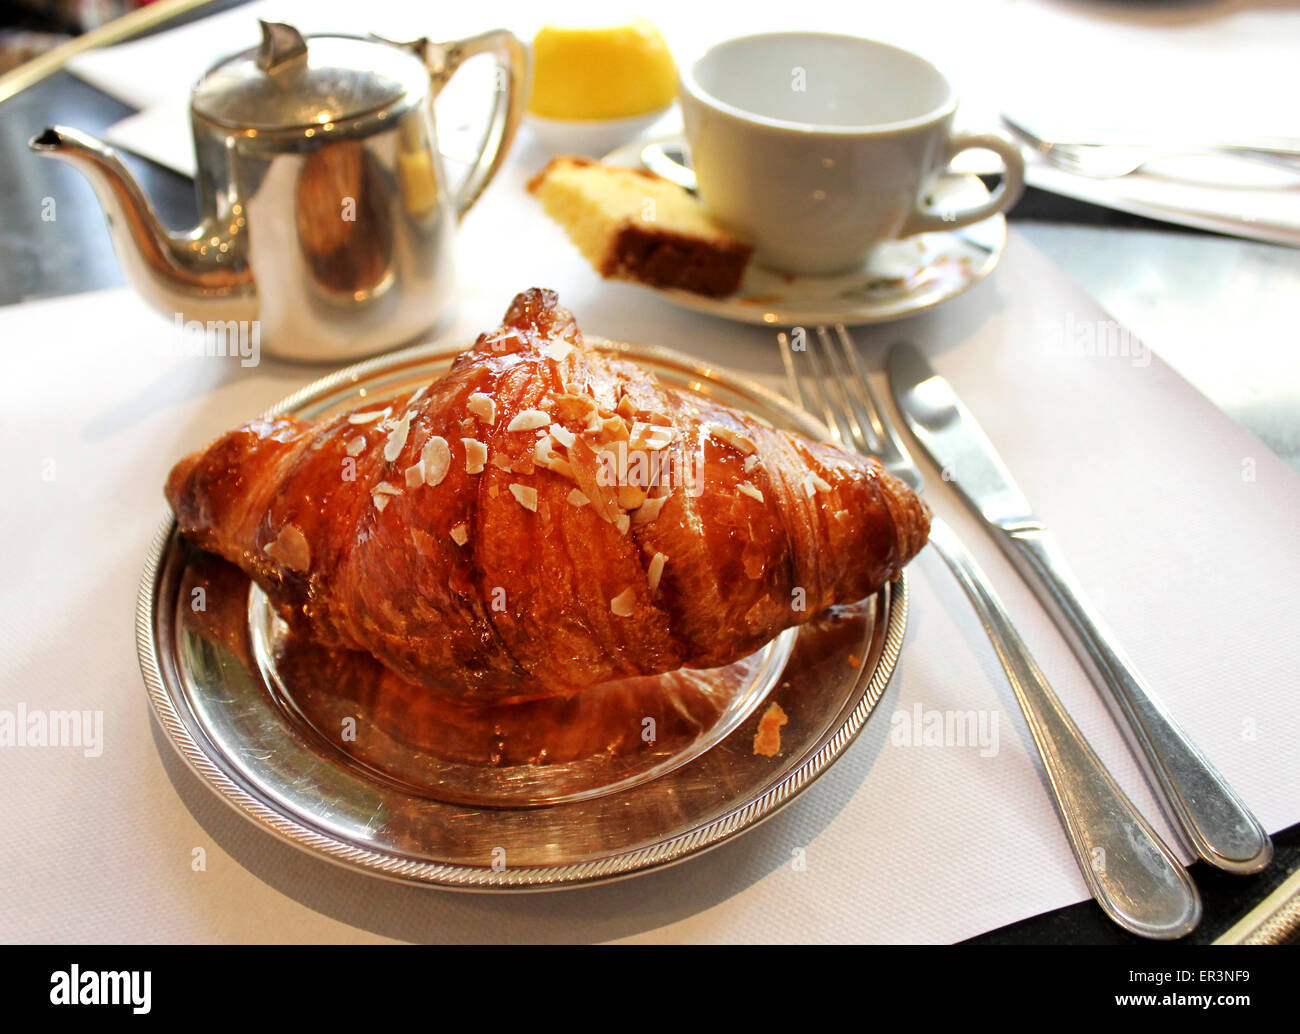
[[136, 337, 909, 890]]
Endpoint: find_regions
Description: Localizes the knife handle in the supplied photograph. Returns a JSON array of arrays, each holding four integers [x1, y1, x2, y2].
[[926, 519, 1200, 939], [1002, 525, 1272, 874]]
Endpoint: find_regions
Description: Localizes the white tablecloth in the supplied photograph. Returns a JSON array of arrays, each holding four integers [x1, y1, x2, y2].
[[4, 0, 1300, 942], [2, 200, 1297, 941]]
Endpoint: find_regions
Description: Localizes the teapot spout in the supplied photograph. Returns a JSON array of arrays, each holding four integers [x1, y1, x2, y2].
[[29, 126, 254, 322]]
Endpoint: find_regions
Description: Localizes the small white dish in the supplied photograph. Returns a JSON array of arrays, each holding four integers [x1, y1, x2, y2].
[[526, 106, 674, 157], [603, 136, 1008, 327]]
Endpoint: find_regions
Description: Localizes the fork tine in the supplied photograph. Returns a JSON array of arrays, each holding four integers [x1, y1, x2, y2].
[[832, 324, 913, 468], [777, 331, 815, 415], [1045, 145, 1081, 172], [818, 326, 883, 456], [807, 331, 862, 449], [779, 329, 849, 448], [812, 326, 871, 453]]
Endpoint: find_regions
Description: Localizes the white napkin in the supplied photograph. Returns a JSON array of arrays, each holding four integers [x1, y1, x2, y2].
[[6, 0, 1299, 944], [988, 1, 1300, 246], [1, 157, 1298, 940]]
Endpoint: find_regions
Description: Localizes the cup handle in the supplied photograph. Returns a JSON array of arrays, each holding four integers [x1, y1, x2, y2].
[[900, 131, 1025, 236], [640, 139, 699, 193], [423, 29, 530, 219]]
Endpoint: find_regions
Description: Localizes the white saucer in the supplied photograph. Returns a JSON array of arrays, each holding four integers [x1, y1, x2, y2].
[[526, 107, 674, 158], [603, 136, 1007, 327]]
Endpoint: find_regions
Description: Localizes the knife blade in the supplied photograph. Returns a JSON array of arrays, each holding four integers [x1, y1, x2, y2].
[[887, 343, 1272, 875]]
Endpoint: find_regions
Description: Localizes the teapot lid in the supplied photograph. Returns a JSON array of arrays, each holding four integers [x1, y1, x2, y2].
[[192, 21, 428, 131]]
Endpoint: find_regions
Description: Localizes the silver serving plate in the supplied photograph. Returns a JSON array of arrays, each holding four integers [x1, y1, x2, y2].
[[136, 338, 909, 890]]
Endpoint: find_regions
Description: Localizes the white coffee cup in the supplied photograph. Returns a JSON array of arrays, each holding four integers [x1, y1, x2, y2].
[[678, 33, 1025, 275]]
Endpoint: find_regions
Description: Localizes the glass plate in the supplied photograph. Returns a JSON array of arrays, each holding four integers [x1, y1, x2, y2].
[[136, 338, 909, 889]]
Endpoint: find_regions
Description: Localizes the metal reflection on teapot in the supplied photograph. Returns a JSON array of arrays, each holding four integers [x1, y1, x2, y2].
[[30, 20, 528, 363]]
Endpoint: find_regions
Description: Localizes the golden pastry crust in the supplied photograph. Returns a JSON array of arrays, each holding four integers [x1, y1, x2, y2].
[[166, 289, 930, 705]]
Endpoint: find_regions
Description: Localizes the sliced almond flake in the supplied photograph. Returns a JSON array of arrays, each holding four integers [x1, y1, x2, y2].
[[610, 587, 636, 617], [490, 453, 513, 470], [549, 423, 576, 448], [263, 524, 310, 572], [467, 392, 496, 425], [484, 327, 525, 353], [743, 454, 760, 472], [584, 410, 604, 434], [629, 421, 674, 450], [630, 492, 671, 527], [404, 383, 429, 411], [834, 508, 850, 523], [533, 436, 576, 478], [421, 436, 451, 487], [345, 436, 366, 457], [642, 426, 675, 450], [383, 413, 412, 462], [737, 481, 764, 503], [567, 489, 590, 507], [507, 409, 550, 432], [618, 484, 647, 510], [616, 395, 637, 420], [348, 408, 388, 424], [615, 513, 630, 536], [711, 425, 756, 456], [647, 552, 667, 594], [508, 483, 538, 512], [449, 523, 469, 546], [404, 463, 424, 489], [600, 415, 630, 442], [462, 438, 487, 474], [372, 493, 390, 512], [373, 481, 401, 496], [803, 471, 833, 497], [568, 438, 622, 525], [544, 338, 575, 362]]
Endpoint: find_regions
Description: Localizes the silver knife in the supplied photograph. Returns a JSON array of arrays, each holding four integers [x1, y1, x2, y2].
[[887, 343, 1272, 875]]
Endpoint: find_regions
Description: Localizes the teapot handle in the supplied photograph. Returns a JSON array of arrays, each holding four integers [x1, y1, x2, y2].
[[424, 29, 529, 220]]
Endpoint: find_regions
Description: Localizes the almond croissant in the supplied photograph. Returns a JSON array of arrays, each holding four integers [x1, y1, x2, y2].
[[166, 289, 930, 705]]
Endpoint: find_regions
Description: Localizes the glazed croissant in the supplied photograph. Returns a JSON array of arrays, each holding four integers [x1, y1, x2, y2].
[[166, 289, 930, 705]]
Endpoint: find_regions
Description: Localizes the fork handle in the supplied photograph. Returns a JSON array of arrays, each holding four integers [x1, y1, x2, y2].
[[1204, 146, 1300, 174], [1001, 525, 1272, 873], [926, 518, 1201, 939]]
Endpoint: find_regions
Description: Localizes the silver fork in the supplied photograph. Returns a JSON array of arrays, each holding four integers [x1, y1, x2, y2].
[[1001, 114, 1300, 180], [780, 324, 1201, 940]]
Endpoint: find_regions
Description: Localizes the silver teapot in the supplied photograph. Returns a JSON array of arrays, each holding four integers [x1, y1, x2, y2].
[[30, 21, 527, 362]]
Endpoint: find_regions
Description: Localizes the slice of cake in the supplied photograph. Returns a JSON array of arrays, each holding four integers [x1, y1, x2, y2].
[[528, 156, 752, 297]]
